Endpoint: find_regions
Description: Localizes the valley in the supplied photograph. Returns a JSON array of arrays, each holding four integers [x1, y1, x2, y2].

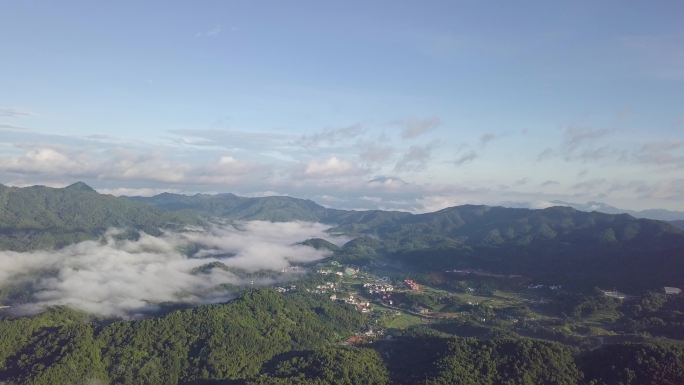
[[0, 184, 683, 384]]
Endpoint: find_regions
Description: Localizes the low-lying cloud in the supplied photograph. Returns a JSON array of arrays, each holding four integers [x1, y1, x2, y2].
[[0, 221, 343, 318]]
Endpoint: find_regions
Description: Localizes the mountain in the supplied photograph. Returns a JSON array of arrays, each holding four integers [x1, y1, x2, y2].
[[0, 289, 366, 385], [128, 191, 684, 289], [341, 205, 683, 246], [0, 182, 194, 250], [4, 184, 684, 290], [129, 192, 335, 222], [549, 200, 684, 221], [128, 191, 411, 224], [299, 238, 341, 252], [672, 220, 684, 230], [334, 205, 684, 290]]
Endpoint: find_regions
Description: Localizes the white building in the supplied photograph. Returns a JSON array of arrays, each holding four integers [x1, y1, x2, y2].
[[664, 287, 682, 295]]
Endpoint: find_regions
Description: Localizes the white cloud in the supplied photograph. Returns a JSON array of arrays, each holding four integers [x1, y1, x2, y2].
[[0, 222, 342, 317], [96, 187, 181, 197], [415, 195, 470, 213], [453, 150, 477, 166], [632, 140, 684, 168], [0, 107, 33, 117], [367, 176, 408, 191], [0, 123, 29, 131], [0, 146, 255, 186], [195, 24, 222, 38], [563, 126, 613, 152], [297, 124, 364, 147], [479, 132, 500, 147], [303, 156, 361, 178], [398, 117, 441, 139], [0, 147, 96, 176], [358, 141, 395, 165], [528, 200, 556, 209], [395, 143, 435, 172]]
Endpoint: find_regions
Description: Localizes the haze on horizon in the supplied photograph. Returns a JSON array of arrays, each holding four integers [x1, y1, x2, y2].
[[1, 1, 683, 213]]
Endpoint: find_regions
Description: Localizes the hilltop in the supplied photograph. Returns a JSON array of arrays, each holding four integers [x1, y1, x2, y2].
[[0, 182, 195, 250]]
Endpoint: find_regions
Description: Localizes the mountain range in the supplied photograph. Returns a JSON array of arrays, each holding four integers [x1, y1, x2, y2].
[[1, 182, 683, 291], [524, 200, 684, 221], [0, 182, 196, 250]]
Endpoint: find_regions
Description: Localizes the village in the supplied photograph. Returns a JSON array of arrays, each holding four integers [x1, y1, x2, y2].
[[281, 260, 684, 347], [281, 261, 527, 344]]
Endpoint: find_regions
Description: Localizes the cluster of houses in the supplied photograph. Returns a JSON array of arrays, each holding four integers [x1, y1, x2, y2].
[[601, 290, 627, 300], [363, 282, 394, 295], [317, 268, 344, 277], [275, 285, 297, 293], [334, 293, 372, 313], [599, 287, 682, 301], [316, 266, 360, 277], [344, 327, 388, 345], [363, 282, 395, 306], [404, 279, 420, 291], [311, 282, 337, 294]]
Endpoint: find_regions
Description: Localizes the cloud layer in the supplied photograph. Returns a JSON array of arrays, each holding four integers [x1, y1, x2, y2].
[[1, 111, 683, 212], [0, 221, 341, 318]]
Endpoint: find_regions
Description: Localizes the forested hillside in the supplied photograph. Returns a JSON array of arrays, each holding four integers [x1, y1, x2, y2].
[[129, 191, 411, 225], [0, 183, 194, 250], [334, 205, 684, 290], [1, 289, 683, 385], [0, 289, 365, 385]]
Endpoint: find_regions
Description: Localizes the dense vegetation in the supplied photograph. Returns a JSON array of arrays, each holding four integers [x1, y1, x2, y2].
[[1, 290, 682, 385], [618, 291, 684, 340], [247, 347, 389, 385], [578, 342, 684, 385], [129, 192, 341, 222], [0, 290, 365, 385], [334, 205, 684, 290], [0, 183, 193, 250], [129, 191, 411, 226], [131, 191, 684, 290], [379, 334, 684, 385]]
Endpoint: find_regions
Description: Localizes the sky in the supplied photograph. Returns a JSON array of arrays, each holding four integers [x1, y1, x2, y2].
[[1, 0, 683, 212]]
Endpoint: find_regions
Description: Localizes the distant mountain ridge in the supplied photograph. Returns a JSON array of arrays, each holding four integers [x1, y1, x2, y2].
[[128, 191, 339, 222], [549, 200, 684, 221], [128, 191, 411, 225], [331, 204, 684, 289]]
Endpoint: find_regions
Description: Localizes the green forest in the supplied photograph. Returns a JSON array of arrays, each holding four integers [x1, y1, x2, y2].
[[0, 289, 683, 385]]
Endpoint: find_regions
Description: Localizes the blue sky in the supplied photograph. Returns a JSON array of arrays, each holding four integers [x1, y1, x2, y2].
[[1, 1, 683, 211]]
